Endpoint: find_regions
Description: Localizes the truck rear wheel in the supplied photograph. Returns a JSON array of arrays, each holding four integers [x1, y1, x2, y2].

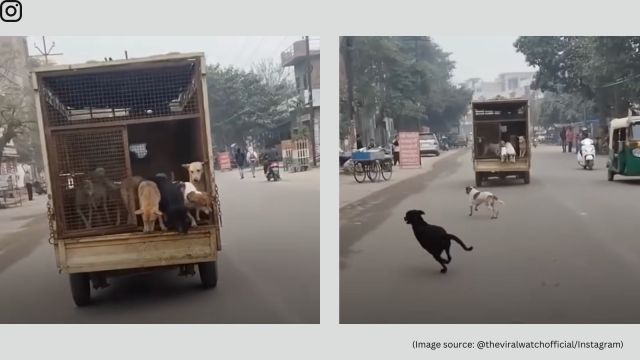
[[475, 173, 483, 187], [69, 273, 91, 307], [198, 261, 218, 289], [523, 172, 530, 184]]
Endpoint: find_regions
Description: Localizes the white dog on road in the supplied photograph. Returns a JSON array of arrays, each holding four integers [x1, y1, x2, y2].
[[465, 186, 505, 219]]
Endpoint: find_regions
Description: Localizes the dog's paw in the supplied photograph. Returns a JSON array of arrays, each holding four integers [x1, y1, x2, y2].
[[440, 268, 448, 273]]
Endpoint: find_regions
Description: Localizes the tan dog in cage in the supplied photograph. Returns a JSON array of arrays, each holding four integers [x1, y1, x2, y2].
[[182, 161, 208, 192], [120, 175, 144, 225], [75, 180, 95, 229], [135, 180, 166, 233]]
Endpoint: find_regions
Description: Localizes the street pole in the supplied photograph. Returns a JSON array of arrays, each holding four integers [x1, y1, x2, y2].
[[305, 36, 317, 167]]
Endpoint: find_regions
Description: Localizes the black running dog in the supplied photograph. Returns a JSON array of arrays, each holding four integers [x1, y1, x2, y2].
[[404, 209, 473, 273]]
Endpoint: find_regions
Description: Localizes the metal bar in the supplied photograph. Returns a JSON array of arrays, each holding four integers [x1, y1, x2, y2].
[[33, 53, 205, 73], [60, 224, 138, 240], [47, 113, 201, 131], [121, 126, 134, 225]]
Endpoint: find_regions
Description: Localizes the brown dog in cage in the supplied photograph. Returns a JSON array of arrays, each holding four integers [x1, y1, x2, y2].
[[89, 167, 121, 226], [135, 180, 166, 233], [75, 179, 95, 229], [182, 181, 214, 227]]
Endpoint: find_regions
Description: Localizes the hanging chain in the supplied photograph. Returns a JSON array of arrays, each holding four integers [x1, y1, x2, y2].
[[210, 166, 222, 227], [46, 195, 56, 245]]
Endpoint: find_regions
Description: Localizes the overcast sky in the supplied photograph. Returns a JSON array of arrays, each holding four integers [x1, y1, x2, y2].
[[26, 36, 312, 71], [431, 36, 535, 83]]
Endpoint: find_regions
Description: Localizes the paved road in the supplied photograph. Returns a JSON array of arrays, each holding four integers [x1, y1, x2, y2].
[[341, 145, 640, 323], [0, 169, 319, 323]]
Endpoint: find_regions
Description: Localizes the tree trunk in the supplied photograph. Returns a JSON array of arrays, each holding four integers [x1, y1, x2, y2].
[[0, 125, 17, 160]]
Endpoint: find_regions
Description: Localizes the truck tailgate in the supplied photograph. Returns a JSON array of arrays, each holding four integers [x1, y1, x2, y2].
[[57, 228, 219, 273], [474, 158, 529, 172]]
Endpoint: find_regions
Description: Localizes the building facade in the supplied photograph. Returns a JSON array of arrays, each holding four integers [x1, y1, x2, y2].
[[281, 38, 320, 164]]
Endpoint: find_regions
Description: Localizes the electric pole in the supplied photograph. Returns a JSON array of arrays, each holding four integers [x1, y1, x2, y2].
[[32, 36, 63, 65], [305, 36, 317, 167]]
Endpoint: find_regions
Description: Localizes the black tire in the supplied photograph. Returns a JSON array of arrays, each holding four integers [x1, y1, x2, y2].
[[353, 162, 366, 183], [523, 172, 530, 184], [367, 161, 380, 182], [608, 170, 615, 181], [198, 261, 218, 289], [475, 173, 483, 187], [435, 151, 440, 157], [69, 273, 91, 307], [380, 159, 393, 181]]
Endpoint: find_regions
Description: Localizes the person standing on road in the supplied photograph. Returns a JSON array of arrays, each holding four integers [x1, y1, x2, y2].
[[235, 148, 246, 179], [574, 130, 581, 154], [246, 147, 258, 178], [392, 134, 400, 166], [24, 171, 33, 201], [560, 126, 567, 153], [566, 127, 574, 154], [356, 135, 363, 149]]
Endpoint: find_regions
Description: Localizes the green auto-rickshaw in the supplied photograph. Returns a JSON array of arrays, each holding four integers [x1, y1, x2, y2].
[[607, 116, 640, 181]]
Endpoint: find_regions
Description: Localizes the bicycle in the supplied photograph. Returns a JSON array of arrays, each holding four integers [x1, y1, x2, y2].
[[352, 158, 393, 183]]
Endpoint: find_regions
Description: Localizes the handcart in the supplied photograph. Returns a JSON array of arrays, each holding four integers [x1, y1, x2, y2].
[[351, 149, 393, 183]]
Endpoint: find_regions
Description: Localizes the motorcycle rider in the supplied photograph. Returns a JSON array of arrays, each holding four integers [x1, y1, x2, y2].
[[263, 146, 278, 176], [579, 129, 590, 156]]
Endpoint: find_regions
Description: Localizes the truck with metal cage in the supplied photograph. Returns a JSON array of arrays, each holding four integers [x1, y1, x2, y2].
[[471, 99, 531, 186], [33, 53, 221, 306]]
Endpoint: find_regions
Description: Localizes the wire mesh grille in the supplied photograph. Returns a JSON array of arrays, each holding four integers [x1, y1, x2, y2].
[[40, 61, 200, 128], [39, 57, 218, 236], [52, 129, 130, 234]]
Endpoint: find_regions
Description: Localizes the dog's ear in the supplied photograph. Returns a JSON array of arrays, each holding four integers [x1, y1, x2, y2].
[[182, 163, 190, 169], [418, 210, 425, 215], [202, 160, 209, 166]]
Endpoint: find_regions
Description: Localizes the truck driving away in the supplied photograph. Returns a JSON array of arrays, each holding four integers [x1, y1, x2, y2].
[[33, 53, 221, 306], [472, 99, 531, 186]]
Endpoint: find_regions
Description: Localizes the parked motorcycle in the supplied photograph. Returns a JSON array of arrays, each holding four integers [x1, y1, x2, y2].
[[33, 180, 47, 195], [266, 161, 281, 181], [577, 138, 596, 170]]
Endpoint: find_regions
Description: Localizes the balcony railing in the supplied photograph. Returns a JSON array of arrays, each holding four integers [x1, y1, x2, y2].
[[281, 39, 320, 67]]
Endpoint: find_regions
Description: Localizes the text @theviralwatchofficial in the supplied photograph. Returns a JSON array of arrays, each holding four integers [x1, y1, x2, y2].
[[412, 340, 623, 351]]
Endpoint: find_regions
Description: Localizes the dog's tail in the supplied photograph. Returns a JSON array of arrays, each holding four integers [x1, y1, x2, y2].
[[492, 195, 505, 205], [449, 234, 473, 251]]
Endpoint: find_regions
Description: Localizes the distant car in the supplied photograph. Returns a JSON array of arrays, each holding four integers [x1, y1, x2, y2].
[[419, 132, 440, 156], [454, 135, 467, 147]]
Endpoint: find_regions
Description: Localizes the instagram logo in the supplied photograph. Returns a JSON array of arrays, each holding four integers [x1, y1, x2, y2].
[[1, 0, 22, 22]]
